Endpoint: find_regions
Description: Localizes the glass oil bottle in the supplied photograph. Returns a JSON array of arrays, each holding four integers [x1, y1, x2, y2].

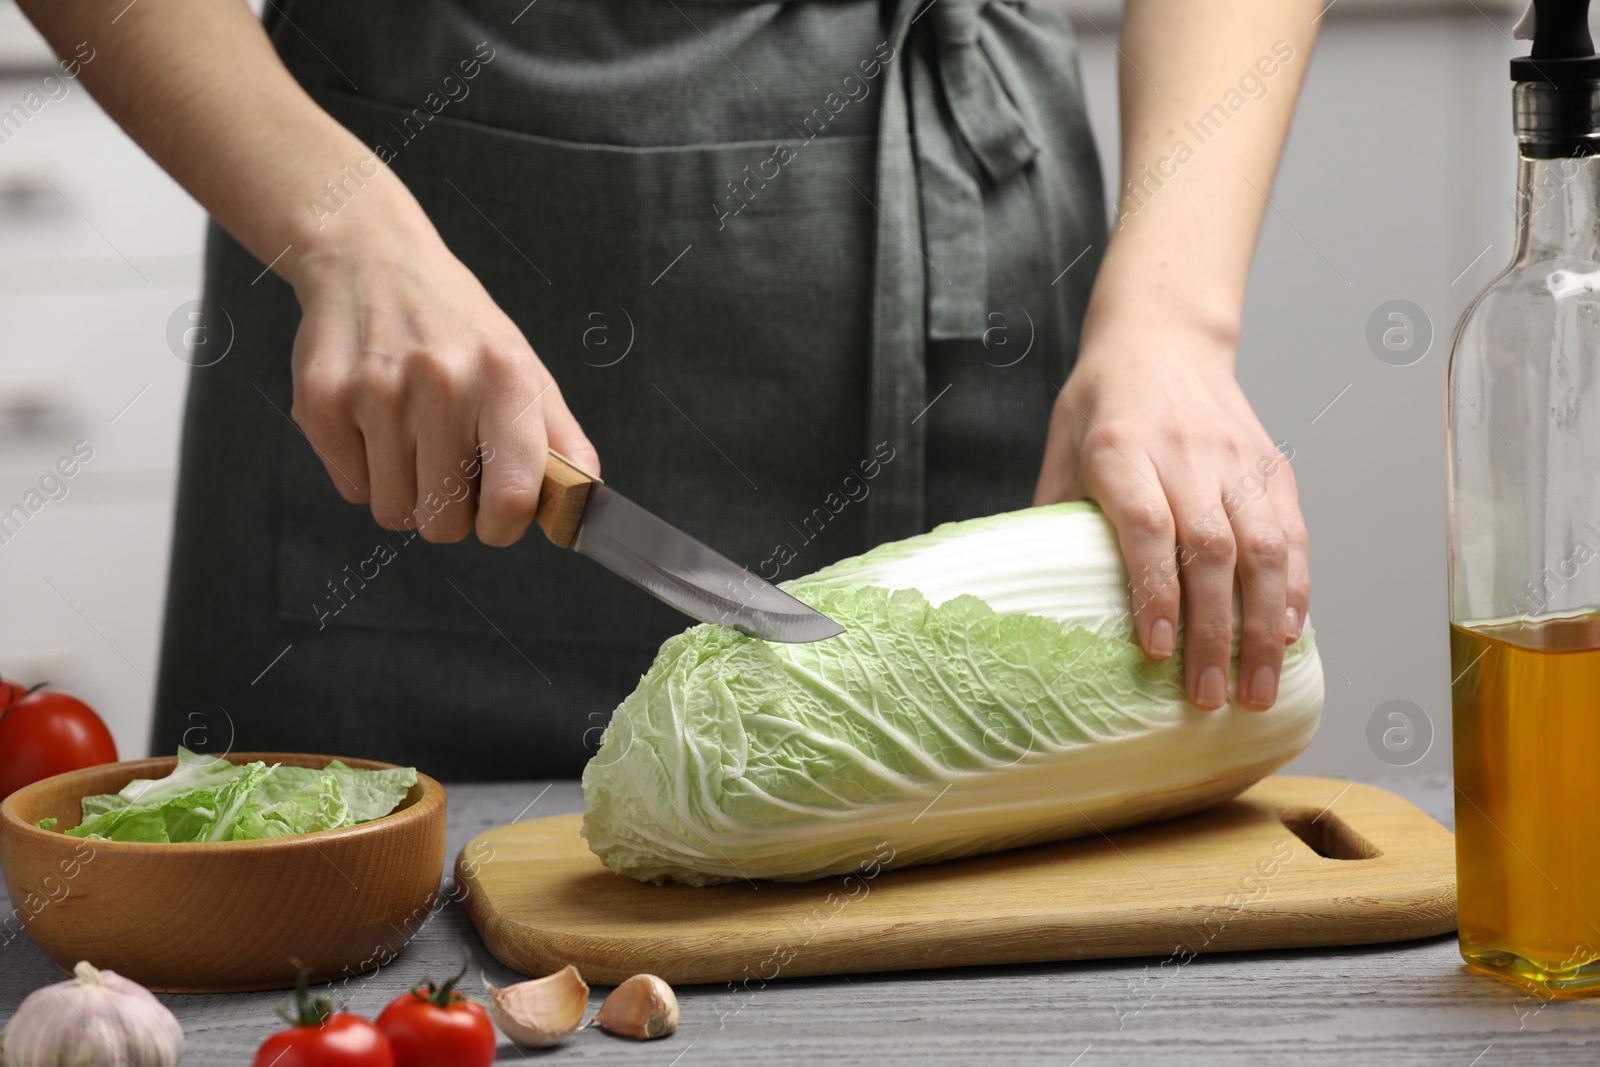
[[1448, 0, 1600, 995]]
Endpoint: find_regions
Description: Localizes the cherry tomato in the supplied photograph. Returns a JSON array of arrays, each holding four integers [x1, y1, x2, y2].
[[253, 971, 394, 1067], [253, 1014, 395, 1067], [376, 962, 496, 1067], [0, 683, 117, 802]]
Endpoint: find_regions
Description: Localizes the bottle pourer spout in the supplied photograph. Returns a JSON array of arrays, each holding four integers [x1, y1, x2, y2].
[[1512, 0, 1600, 79]]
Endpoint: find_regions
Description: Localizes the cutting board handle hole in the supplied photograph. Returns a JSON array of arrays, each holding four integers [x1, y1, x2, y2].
[[1277, 807, 1382, 860]]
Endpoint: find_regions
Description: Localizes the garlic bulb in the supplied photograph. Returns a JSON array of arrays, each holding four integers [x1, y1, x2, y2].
[[0, 961, 184, 1067], [484, 965, 588, 1047], [594, 974, 678, 1040]]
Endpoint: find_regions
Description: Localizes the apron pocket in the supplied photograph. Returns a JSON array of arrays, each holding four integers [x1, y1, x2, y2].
[[274, 88, 881, 651]]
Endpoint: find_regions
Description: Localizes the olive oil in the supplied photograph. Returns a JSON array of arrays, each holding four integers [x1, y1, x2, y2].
[[1451, 615, 1600, 993], [1446, 0, 1600, 997]]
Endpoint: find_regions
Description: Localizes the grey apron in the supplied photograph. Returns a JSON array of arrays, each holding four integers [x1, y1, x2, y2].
[[151, 0, 1105, 779]]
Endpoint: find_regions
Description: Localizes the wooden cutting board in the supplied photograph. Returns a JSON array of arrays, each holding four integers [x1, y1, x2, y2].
[[456, 776, 1456, 985]]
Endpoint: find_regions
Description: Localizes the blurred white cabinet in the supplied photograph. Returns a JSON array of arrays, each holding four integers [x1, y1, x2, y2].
[[0, 65, 204, 761]]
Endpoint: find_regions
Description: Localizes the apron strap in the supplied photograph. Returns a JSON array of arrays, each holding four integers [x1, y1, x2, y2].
[[865, 0, 1043, 544], [646, 0, 1048, 545]]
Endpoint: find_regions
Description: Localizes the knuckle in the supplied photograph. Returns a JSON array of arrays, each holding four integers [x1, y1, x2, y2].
[[1129, 572, 1178, 614], [335, 483, 369, 505], [543, 375, 570, 406], [1238, 528, 1289, 570], [480, 344, 529, 381], [1182, 527, 1235, 567], [475, 520, 522, 548], [409, 349, 470, 398], [482, 481, 541, 523], [1283, 519, 1311, 554], [1120, 498, 1175, 540], [352, 359, 406, 407], [1159, 420, 1194, 449], [566, 444, 601, 479], [1243, 613, 1287, 646], [1083, 419, 1138, 455], [418, 513, 471, 544], [291, 374, 345, 432], [1187, 618, 1234, 650], [370, 503, 415, 531]]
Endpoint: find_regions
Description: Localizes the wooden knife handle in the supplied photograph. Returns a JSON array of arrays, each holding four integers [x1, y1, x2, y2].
[[535, 450, 601, 549]]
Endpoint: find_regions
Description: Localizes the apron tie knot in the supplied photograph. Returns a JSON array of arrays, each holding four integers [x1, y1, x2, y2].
[[929, 0, 1041, 184], [912, 0, 1039, 342]]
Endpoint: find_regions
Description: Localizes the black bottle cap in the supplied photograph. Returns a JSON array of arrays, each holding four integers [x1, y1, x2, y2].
[[1512, 0, 1600, 81]]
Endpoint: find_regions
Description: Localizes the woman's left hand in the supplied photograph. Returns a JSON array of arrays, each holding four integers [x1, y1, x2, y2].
[[1034, 308, 1309, 713]]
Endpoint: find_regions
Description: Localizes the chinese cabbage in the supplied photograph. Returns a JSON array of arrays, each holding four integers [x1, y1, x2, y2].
[[582, 502, 1324, 885]]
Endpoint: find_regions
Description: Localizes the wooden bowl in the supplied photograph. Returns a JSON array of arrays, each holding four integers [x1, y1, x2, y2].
[[0, 752, 447, 993]]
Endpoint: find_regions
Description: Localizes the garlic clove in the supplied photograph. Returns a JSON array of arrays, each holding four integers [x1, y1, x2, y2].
[[484, 964, 589, 1047], [594, 974, 679, 1040]]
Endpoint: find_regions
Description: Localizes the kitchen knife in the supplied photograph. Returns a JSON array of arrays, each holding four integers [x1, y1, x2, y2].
[[533, 451, 846, 643]]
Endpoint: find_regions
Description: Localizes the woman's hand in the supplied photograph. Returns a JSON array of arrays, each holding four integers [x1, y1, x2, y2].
[[1035, 308, 1309, 712], [11, 0, 597, 550], [1031, 0, 1320, 711], [287, 221, 598, 547]]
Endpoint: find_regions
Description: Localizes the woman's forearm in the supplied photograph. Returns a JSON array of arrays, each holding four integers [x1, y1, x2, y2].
[[1090, 0, 1322, 354], [16, 0, 437, 277]]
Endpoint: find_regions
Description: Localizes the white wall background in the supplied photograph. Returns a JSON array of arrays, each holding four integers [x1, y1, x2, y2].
[[0, 0, 1535, 778]]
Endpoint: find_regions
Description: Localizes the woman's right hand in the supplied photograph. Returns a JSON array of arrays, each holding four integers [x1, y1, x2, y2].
[[286, 224, 598, 548], [11, 0, 593, 548]]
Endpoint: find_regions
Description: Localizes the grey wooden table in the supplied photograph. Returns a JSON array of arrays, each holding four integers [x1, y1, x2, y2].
[[4, 776, 1598, 1066]]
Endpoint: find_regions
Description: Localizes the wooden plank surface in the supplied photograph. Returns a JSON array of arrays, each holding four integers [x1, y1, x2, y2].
[[4, 776, 1600, 1065], [457, 776, 1456, 984]]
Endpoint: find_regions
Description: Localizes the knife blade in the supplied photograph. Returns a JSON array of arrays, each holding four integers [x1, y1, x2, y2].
[[533, 451, 846, 643]]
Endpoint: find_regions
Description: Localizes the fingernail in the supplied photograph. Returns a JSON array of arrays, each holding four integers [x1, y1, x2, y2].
[[1249, 665, 1278, 708], [1286, 606, 1301, 641], [1149, 618, 1175, 658], [1197, 666, 1227, 710]]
